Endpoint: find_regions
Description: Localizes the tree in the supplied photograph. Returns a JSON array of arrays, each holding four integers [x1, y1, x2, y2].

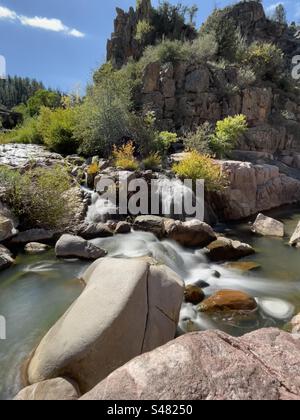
[[272, 4, 287, 25], [27, 89, 61, 117]]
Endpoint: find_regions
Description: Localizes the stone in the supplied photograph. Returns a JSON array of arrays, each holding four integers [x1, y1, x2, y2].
[[0, 245, 14, 271], [14, 378, 79, 401], [257, 298, 295, 321], [291, 314, 300, 334], [198, 290, 257, 312], [289, 222, 300, 248], [205, 237, 255, 262], [185, 67, 210, 94], [252, 213, 284, 237], [55, 234, 107, 260], [164, 219, 217, 248], [115, 221, 131, 234], [78, 222, 114, 240], [0, 213, 14, 242], [24, 243, 50, 254], [80, 328, 300, 400], [11, 229, 57, 245], [142, 62, 161, 93], [184, 285, 205, 305], [133, 216, 165, 238], [225, 261, 261, 272], [27, 258, 184, 393]]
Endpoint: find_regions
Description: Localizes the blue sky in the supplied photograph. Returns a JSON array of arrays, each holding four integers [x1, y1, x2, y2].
[[0, 0, 299, 92]]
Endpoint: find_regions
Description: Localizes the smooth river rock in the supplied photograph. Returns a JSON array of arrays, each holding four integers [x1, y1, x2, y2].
[[0, 245, 14, 271], [11, 229, 57, 245], [0, 213, 14, 242], [55, 234, 107, 260], [133, 216, 165, 238], [24, 242, 50, 255], [14, 378, 79, 401], [164, 219, 216, 248], [289, 222, 300, 248], [198, 290, 258, 312], [205, 237, 255, 262], [27, 258, 184, 393], [252, 213, 284, 237], [80, 328, 300, 400]]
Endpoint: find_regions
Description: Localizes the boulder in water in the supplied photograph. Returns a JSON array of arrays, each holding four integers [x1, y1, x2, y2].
[[184, 285, 205, 305], [27, 258, 184, 393], [14, 378, 79, 401], [80, 328, 300, 400], [165, 219, 217, 248], [115, 221, 131, 234], [11, 229, 57, 245], [55, 234, 107, 260], [24, 242, 50, 254], [77, 222, 114, 240], [0, 213, 14, 242], [257, 297, 294, 321], [225, 261, 261, 272], [0, 245, 14, 271], [133, 215, 165, 238], [198, 290, 257, 312], [205, 237, 255, 262], [291, 313, 300, 334], [252, 214, 284, 237], [289, 222, 300, 248]]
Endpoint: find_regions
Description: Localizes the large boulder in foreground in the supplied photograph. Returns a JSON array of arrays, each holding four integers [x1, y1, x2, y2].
[[27, 258, 184, 393], [205, 237, 255, 262], [0, 245, 14, 271], [252, 213, 284, 237], [165, 219, 216, 248], [55, 234, 107, 260], [289, 222, 300, 248], [81, 328, 300, 400], [14, 378, 79, 401]]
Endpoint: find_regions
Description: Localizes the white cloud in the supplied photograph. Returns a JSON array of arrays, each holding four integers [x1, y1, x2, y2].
[[0, 5, 17, 20], [0, 4, 85, 38]]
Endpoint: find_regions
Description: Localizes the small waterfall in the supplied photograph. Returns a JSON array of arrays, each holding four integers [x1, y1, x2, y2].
[[85, 192, 118, 223]]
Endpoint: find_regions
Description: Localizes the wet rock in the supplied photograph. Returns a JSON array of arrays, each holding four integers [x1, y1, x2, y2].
[[291, 313, 300, 334], [14, 378, 79, 401], [198, 290, 257, 312], [205, 237, 255, 262], [80, 328, 300, 400], [0, 245, 14, 271], [78, 223, 114, 240], [257, 298, 295, 321], [184, 285, 205, 305], [115, 221, 131, 234], [252, 213, 284, 237], [165, 219, 217, 248], [289, 222, 300, 248], [11, 229, 57, 245], [133, 216, 165, 238], [27, 258, 184, 393], [24, 243, 50, 254], [55, 234, 107, 260], [0, 213, 14, 242], [225, 261, 261, 272]]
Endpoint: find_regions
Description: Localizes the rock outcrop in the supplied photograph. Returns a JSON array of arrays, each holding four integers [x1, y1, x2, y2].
[[27, 258, 184, 393], [81, 328, 300, 400]]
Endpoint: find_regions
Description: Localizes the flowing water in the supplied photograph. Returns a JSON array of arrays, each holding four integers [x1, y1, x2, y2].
[[0, 206, 300, 399]]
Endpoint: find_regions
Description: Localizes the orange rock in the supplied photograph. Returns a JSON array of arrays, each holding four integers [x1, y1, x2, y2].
[[198, 290, 257, 312]]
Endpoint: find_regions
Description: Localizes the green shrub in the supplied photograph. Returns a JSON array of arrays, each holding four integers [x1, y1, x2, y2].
[[0, 165, 72, 229], [38, 107, 78, 155], [113, 141, 139, 171], [239, 42, 284, 82], [210, 114, 248, 158], [142, 152, 162, 170], [154, 131, 177, 155], [76, 65, 133, 157], [184, 123, 213, 154], [189, 32, 218, 62], [172, 151, 227, 191], [237, 67, 257, 88], [0, 117, 42, 145], [139, 40, 189, 69], [27, 89, 61, 117], [135, 20, 153, 42]]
